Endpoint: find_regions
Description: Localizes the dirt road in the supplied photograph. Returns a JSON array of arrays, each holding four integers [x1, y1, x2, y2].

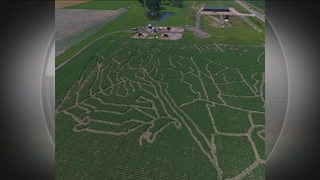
[[235, 0, 265, 22], [187, 11, 209, 38]]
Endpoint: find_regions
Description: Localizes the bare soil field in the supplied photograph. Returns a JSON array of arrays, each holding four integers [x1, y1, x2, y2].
[[131, 32, 149, 39], [55, 9, 125, 56], [131, 26, 184, 41], [55, 1, 88, 9], [159, 33, 182, 40]]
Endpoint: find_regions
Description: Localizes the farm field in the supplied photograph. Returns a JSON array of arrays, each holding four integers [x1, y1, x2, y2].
[[55, 0, 264, 66], [56, 1, 265, 179], [66, 0, 140, 10], [55, 8, 125, 56], [55, 0, 88, 9]]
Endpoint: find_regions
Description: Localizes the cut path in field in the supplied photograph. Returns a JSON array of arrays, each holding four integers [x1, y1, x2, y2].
[[56, 43, 265, 179], [55, 30, 124, 70]]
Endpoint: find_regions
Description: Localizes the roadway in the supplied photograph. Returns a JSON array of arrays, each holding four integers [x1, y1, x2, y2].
[[234, 0, 265, 23]]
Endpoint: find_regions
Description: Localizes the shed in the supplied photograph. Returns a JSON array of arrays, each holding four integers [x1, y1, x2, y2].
[[202, 6, 230, 12]]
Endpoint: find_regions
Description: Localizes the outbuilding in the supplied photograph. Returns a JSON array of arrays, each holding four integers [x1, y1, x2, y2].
[[202, 6, 230, 12]]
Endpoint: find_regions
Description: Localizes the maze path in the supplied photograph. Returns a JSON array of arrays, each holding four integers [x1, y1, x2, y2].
[[56, 44, 265, 179]]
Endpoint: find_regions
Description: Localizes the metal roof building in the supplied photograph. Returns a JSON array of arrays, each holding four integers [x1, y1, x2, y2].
[[202, 6, 230, 12]]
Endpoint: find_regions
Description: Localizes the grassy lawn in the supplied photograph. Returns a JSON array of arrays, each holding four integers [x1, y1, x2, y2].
[[245, 0, 265, 10], [155, 3, 196, 27], [66, 0, 140, 10], [243, 0, 265, 15], [200, 15, 264, 44], [56, 0, 264, 66]]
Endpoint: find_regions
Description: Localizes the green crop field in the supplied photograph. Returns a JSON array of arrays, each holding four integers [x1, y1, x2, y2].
[[56, 1, 265, 179]]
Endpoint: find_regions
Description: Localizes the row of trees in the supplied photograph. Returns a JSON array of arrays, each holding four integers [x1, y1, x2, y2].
[[138, 0, 183, 14], [169, 0, 183, 8]]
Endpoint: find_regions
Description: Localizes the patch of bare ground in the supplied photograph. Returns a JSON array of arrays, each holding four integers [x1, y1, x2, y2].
[[131, 32, 149, 39], [207, 15, 232, 28], [166, 27, 184, 33], [159, 33, 182, 40], [55, 8, 126, 56], [131, 26, 184, 40]]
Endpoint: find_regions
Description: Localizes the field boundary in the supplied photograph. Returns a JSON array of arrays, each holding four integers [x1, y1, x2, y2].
[[56, 30, 124, 70]]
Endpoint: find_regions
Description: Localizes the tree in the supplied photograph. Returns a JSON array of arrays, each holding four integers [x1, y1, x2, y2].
[[170, 0, 183, 8], [145, 0, 161, 14], [137, 0, 145, 7]]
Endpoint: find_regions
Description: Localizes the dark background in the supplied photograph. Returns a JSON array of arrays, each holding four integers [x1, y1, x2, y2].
[[0, 0, 320, 179], [266, 0, 320, 179], [0, 1, 54, 179]]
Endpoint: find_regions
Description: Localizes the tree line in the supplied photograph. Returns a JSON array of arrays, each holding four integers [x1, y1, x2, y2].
[[138, 0, 184, 14]]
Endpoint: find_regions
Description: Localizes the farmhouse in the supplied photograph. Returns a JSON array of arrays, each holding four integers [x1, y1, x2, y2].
[[202, 6, 230, 12]]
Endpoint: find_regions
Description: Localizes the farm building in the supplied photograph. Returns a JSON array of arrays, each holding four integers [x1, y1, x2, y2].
[[202, 6, 230, 12]]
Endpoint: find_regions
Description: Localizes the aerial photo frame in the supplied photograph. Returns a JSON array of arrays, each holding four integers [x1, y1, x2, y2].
[[55, 0, 265, 179]]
